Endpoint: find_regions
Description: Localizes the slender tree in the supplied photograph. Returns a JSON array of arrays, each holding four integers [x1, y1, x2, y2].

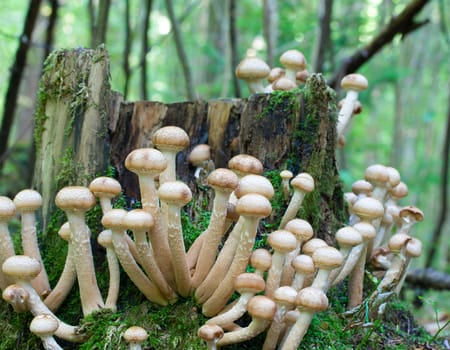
[[88, 0, 111, 47], [123, 0, 132, 99], [140, 0, 153, 100], [311, 0, 333, 73], [229, 0, 241, 98], [0, 0, 42, 175], [262, 0, 278, 67]]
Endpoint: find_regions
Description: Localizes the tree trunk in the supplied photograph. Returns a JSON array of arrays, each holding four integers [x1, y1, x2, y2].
[[32, 46, 117, 229]]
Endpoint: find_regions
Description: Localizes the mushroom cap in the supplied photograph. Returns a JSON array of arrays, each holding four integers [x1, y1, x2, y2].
[[228, 154, 263, 177], [267, 67, 285, 83], [344, 192, 357, 209], [312, 246, 343, 270], [55, 186, 96, 212], [301, 238, 328, 256], [296, 69, 309, 84], [207, 168, 239, 193], [272, 77, 297, 91], [284, 309, 300, 324], [389, 181, 408, 200], [101, 208, 128, 229], [388, 233, 411, 252], [351, 180, 373, 196], [123, 209, 154, 230], [364, 164, 389, 187], [250, 248, 272, 272], [335, 226, 362, 248], [352, 221, 376, 241], [58, 222, 71, 242], [280, 170, 293, 181], [2, 284, 30, 312], [385, 166, 401, 188], [234, 174, 274, 199], [97, 229, 114, 249], [2, 255, 41, 280], [189, 144, 211, 166], [292, 254, 315, 274], [352, 197, 384, 221], [235, 193, 272, 218], [123, 326, 148, 344], [157, 181, 192, 207], [405, 238, 422, 257], [268, 230, 297, 254], [13, 189, 43, 212], [273, 286, 298, 307], [247, 295, 277, 320], [152, 126, 190, 153], [0, 196, 16, 219], [198, 324, 224, 342], [296, 287, 328, 312], [399, 206, 424, 222], [234, 272, 265, 294], [125, 148, 167, 176], [29, 314, 59, 338], [279, 50, 307, 71], [89, 177, 122, 199], [340, 73, 368, 92], [285, 218, 314, 242], [235, 57, 270, 81], [290, 173, 315, 193]]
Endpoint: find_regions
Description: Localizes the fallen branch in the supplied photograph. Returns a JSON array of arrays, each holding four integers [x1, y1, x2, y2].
[[405, 268, 450, 290]]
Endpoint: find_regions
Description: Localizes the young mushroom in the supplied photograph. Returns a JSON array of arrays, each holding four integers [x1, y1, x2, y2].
[[280, 170, 294, 202], [123, 326, 148, 350], [311, 246, 343, 291], [29, 314, 63, 350], [0, 196, 16, 290], [198, 324, 224, 350], [235, 57, 271, 94], [279, 49, 307, 83], [189, 144, 213, 179]]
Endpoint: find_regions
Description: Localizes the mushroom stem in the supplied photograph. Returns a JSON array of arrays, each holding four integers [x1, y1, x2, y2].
[[97, 230, 120, 311], [0, 196, 16, 290]]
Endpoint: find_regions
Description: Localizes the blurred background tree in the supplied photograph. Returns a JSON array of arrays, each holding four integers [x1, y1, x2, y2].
[[0, 0, 448, 332]]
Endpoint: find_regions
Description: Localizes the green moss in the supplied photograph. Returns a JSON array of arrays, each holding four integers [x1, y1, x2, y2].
[[260, 88, 302, 120]]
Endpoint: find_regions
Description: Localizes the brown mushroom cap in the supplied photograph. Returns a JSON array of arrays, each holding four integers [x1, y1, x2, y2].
[[279, 50, 307, 71], [268, 230, 298, 254], [312, 246, 343, 270], [123, 326, 148, 344], [341, 73, 368, 92], [228, 154, 263, 177], [207, 168, 239, 193], [389, 181, 408, 200], [55, 186, 96, 212], [157, 181, 192, 207], [234, 174, 274, 199], [404, 238, 422, 257], [301, 238, 328, 256], [352, 221, 377, 241], [351, 180, 373, 196], [352, 197, 384, 221], [399, 206, 424, 222], [189, 144, 211, 166], [197, 324, 224, 342], [292, 254, 315, 274], [385, 166, 401, 188], [296, 286, 328, 312], [235, 193, 272, 218], [247, 295, 277, 320], [280, 170, 294, 181], [235, 57, 270, 81], [290, 173, 315, 193], [267, 67, 285, 83], [29, 314, 59, 338], [97, 230, 114, 249], [122, 209, 154, 230], [364, 164, 389, 187], [2, 255, 41, 280], [296, 69, 309, 84], [250, 248, 272, 272], [234, 272, 265, 294], [89, 177, 122, 199], [125, 148, 167, 176], [335, 226, 362, 248], [388, 233, 411, 252], [273, 285, 298, 306], [152, 126, 190, 153], [0, 196, 16, 219], [13, 189, 43, 211], [285, 219, 314, 242], [101, 208, 128, 229], [272, 77, 297, 91]]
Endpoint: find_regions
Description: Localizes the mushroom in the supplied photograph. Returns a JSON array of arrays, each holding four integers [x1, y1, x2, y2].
[[125, 148, 175, 288], [281, 287, 328, 350], [280, 170, 294, 202], [191, 169, 238, 288], [364, 164, 389, 202], [189, 144, 213, 179], [235, 57, 271, 93], [265, 67, 286, 92], [102, 209, 168, 305], [216, 295, 276, 346], [205, 272, 265, 328], [55, 186, 104, 316], [13, 189, 50, 298], [291, 254, 315, 291], [265, 229, 297, 298], [279, 50, 307, 83], [123, 209, 177, 303], [272, 77, 297, 91], [2, 284, 29, 312], [279, 173, 314, 229], [249, 248, 272, 278], [296, 69, 309, 85], [43, 222, 77, 311], [262, 286, 298, 350], [311, 246, 343, 291], [157, 181, 193, 297], [336, 73, 368, 139], [198, 324, 224, 350], [201, 193, 271, 317], [29, 314, 63, 350], [0, 196, 16, 290], [123, 326, 148, 350], [2, 255, 85, 342]]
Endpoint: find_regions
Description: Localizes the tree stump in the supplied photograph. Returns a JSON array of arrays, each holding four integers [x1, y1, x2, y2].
[[110, 75, 346, 242]]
